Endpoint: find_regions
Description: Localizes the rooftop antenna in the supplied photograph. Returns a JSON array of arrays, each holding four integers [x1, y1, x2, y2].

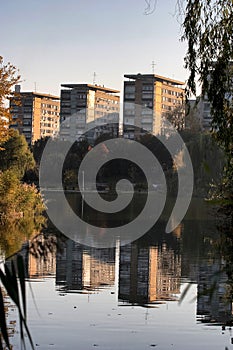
[[93, 72, 97, 85], [151, 61, 156, 74]]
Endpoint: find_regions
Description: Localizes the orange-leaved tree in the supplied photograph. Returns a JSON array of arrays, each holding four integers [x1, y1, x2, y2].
[[0, 56, 20, 144]]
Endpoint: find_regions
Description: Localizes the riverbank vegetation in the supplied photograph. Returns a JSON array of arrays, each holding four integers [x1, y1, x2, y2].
[[33, 130, 224, 199], [0, 58, 46, 258], [180, 0, 233, 217], [0, 57, 46, 349]]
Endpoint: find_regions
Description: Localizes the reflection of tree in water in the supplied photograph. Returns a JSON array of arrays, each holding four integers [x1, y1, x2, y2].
[[195, 208, 233, 326], [28, 231, 67, 279], [214, 216, 233, 324], [0, 208, 45, 259], [4, 230, 67, 281], [0, 171, 46, 258]]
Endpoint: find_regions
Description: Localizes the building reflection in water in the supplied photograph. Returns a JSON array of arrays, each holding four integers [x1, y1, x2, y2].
[[119, 242, 181, 305], [28, 234, 57, 279], [55, 224, 182, 301], [56, 240, 115, 292], [196, 258, 233, 324], [3, 220, 233, 326]]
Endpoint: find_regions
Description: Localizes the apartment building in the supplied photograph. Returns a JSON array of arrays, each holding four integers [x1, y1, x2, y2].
[[60, 83, 120, 142], [196, 61, 233, 131], [10, 85, 60, 144], [123, 73, 185, 138]]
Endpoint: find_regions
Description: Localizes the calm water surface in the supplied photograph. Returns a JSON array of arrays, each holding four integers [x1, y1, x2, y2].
[[1, 195, 233, 350]]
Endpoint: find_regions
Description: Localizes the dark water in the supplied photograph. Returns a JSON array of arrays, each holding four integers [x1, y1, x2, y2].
[[1, 195, 233, 350]]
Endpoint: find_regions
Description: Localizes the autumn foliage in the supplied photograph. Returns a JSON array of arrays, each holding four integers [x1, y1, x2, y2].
[[0, 56, 20, 144]]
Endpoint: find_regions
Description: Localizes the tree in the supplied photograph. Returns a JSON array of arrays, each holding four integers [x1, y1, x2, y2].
[[184, 101, 202, 133], [0, 170, 45, 256], [180, 0, 233, 185], [163, 104, 185, 131], [0, 56, 20, 144], [0, 57, 41, 350], [0, 129, 35, 179], [32, 136, 50, 164]]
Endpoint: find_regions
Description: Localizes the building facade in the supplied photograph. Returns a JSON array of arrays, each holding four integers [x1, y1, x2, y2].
[[123, 73, 185, 138], [10, 86, 60, 144], [197, 98, 212, 130], [60, 83, 120, 143], [197, 61, 233, 131], [185, 97, 212, 131]]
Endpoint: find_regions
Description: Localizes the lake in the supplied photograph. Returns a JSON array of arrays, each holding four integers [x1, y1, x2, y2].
[[1, 194, 233, 350]]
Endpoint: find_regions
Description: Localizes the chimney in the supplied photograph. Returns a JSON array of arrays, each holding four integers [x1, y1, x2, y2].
[[15, 85, 21, 93]]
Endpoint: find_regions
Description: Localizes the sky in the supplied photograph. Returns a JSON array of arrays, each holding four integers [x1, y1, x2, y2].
[[1, 0, 188, 96]]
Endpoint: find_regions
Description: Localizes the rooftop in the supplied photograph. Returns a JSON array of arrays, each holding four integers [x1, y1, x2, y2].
[[61, 83, 120, 94], [124, 73, 185, 86], [17, 92, 60, 100]]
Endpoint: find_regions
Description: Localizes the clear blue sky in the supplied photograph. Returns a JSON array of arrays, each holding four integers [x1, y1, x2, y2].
[[1, 0, 187, 96]]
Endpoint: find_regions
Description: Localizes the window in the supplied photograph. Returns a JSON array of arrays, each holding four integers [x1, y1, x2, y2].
[[24, 107, 32, 113], [61, 101, 70, 107], [23, 121, 31, 126], [12, 107, 20, 113], [77, 94, 86, 99], [124, 109, 135, 115], [125, 93, 135, 99], [61, 92, 71, 100], [23, 113, 32, 119], [142, 84, 153, 91], [142, 109, 153, 115], [204, 102, 210, 111], [125, 85, 135, 93], [23, 99, 32, 106], [142, 92, 153, 99], [144, 101, 153, 108], [162, 96, 172, 102]]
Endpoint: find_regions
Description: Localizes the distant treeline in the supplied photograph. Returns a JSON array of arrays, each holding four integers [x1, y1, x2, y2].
[[29, 127, 225, 198]]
